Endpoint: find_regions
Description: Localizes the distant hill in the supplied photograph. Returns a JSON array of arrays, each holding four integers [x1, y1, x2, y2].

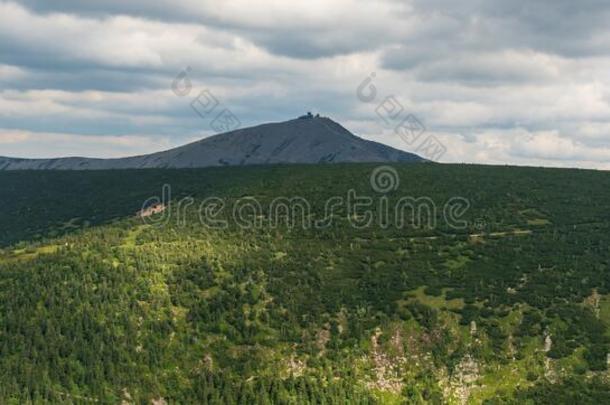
[[0, 116, 424, 170]]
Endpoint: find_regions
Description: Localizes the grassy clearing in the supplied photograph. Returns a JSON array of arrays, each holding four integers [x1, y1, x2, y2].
[[120, 224, 150, 248], [404, 286, 465, 311], [0, 244, 61, 263]]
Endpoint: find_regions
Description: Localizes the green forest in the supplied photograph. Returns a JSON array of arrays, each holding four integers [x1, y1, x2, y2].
[[0, 163, 609, 403]]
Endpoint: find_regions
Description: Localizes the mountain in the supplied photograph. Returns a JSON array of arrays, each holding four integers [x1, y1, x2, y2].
[[0, 116, 424, 170]]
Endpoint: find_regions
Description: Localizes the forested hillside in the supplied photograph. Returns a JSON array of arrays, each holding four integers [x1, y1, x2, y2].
[[0, 164, 609, 403]]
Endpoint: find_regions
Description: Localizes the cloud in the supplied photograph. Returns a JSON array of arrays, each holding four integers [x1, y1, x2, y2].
[[0, 128, 183, 158], [0, 0, 609, 169], [13, 0, 416, 59], [386, 50, 563, 86]]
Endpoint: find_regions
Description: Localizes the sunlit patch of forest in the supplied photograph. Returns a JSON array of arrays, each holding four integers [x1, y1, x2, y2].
[[0, 163, 609, 403]]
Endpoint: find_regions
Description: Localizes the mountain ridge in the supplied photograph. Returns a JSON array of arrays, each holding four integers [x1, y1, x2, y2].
[[0, 117, 425, 170]]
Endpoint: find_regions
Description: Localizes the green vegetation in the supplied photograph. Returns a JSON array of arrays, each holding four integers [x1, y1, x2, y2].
[[0, 163, 609, 403]]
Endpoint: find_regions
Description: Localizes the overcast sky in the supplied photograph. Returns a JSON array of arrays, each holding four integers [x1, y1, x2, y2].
[[1, 1, 610, 169]]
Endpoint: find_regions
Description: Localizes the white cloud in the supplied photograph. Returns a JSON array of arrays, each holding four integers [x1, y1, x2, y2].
[[0, 129, 181, 158], [0, 0, 609, 169]]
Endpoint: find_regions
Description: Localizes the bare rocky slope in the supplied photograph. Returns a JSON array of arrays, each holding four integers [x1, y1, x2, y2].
[[0, 116, 424, 170]]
